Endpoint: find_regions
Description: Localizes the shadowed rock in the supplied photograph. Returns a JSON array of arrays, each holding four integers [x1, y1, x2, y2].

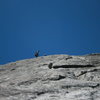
[[48, 63, 53, 69]]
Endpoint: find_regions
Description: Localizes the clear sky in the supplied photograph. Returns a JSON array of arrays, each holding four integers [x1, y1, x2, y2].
[[0, 0, 100, 64]]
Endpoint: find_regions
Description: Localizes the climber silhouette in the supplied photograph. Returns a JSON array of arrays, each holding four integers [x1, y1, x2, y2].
[[34, 50, 39, 57]]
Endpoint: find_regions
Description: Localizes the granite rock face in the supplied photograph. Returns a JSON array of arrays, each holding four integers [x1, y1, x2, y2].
[[0, 54, 100, 100]]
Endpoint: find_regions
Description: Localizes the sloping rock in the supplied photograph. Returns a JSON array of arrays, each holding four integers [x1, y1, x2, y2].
[[0, 54, 100, 100]]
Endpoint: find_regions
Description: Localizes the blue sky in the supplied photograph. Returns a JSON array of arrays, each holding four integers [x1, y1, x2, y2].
[[0, 0, 100, 64]]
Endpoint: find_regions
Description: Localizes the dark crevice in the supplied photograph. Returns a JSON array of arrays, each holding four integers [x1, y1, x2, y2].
[[53, 65, 94, 69], [89, 69, 98, 72], [10, 68, 16, 71], [49, 75, 66, 81], [65, 56, 73, 60], [76, 68, 99, 77], [35, 90, 57, 96], [62, 83, 100, 89], [58, 75, 66, 80], [76, 71, 87, 77], [37, 91, 45, 96], [89, 83, 100, 88]]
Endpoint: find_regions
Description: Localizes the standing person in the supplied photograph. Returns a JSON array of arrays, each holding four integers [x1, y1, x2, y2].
[[34, 50, 39, 57]]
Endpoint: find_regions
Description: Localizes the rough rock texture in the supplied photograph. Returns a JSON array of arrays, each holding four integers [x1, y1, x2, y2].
[[0, 53, 100, 100]]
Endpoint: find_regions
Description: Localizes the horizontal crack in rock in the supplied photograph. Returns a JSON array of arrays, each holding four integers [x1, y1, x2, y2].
[[76, 68, 100, 77], [53, 65, 94, 69], [61, 83, 100, 89], [49, 75, 66, 81]]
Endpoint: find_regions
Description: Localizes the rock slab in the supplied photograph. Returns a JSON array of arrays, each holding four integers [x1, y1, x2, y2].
[[0, 54, 100, 100]]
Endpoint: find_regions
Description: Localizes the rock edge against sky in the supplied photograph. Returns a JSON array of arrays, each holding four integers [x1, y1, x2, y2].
[[0, 53, 100, 100]]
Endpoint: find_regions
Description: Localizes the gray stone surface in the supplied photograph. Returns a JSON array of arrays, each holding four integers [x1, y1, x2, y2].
[[0, 54, 100, 100]]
